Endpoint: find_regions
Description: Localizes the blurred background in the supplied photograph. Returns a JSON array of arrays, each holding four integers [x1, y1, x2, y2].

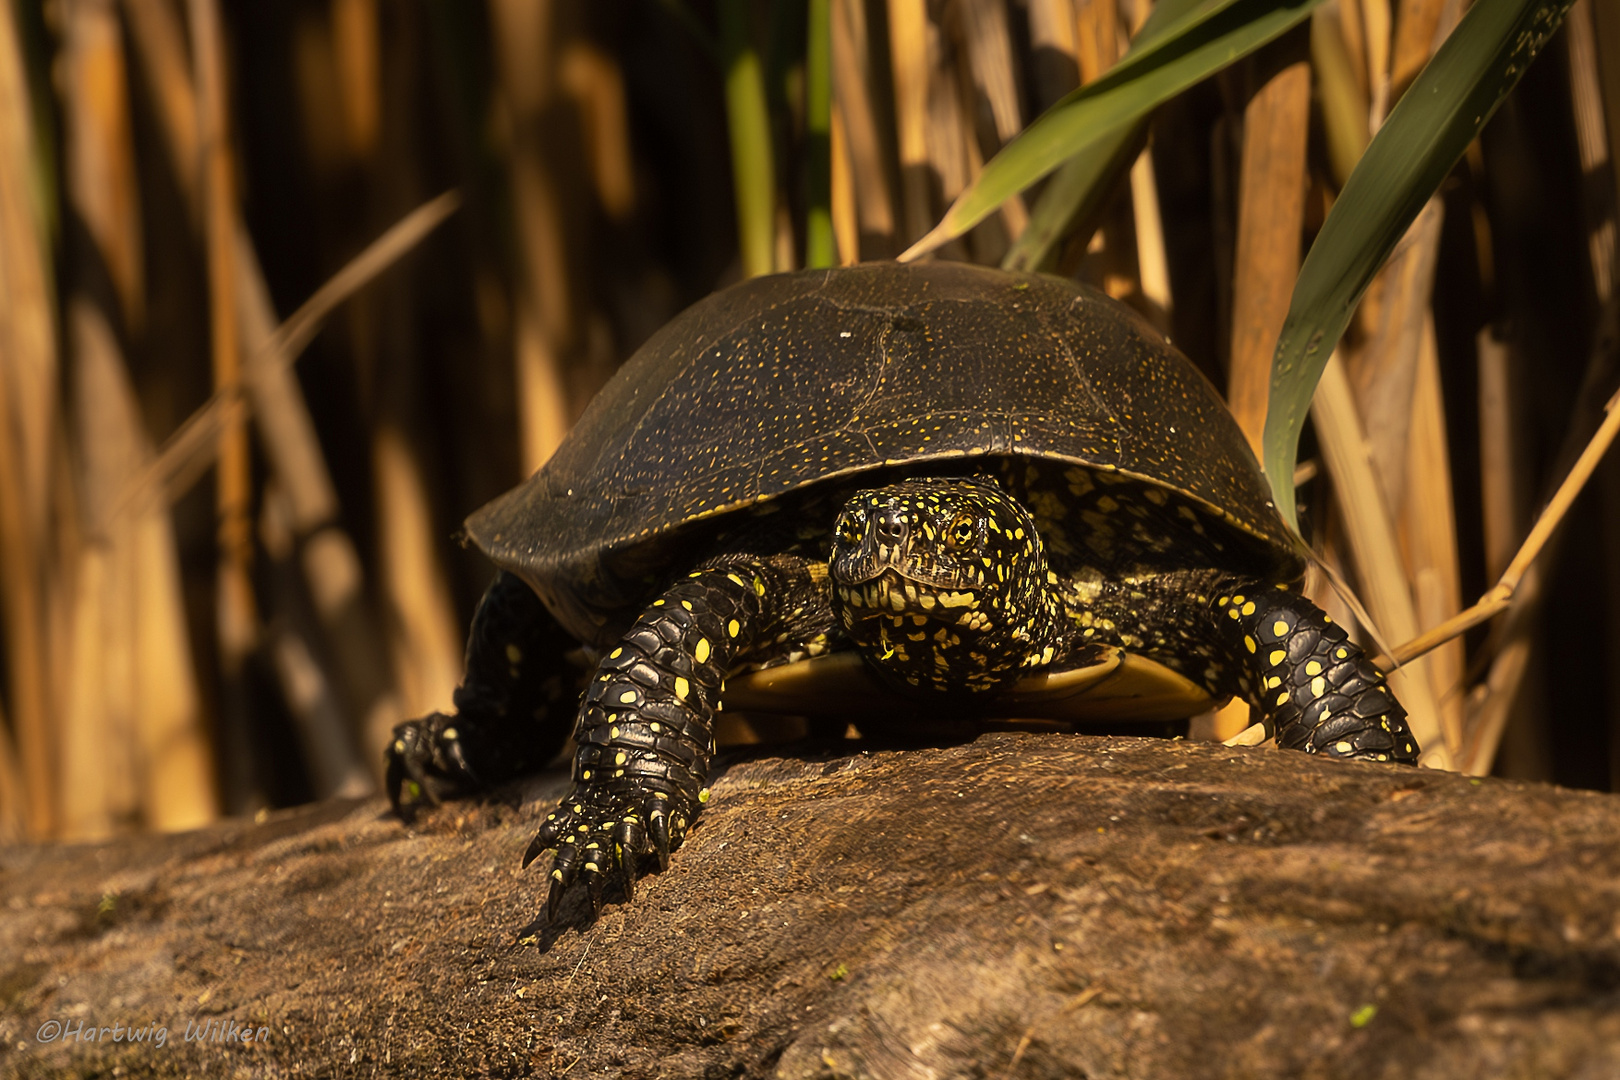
[[0, 0, 1616, 843]]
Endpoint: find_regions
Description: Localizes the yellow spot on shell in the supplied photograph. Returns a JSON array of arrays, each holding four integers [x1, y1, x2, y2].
[[728, 619, 740, 637], [1305, 661, 1322, 676], [1334, 741, 1353, 754], [1276, 691, 1289, 705], [675, 677, 690, 699], [1272, 620, 1289, 637], [1311, 676, 1326, 697], [619, 690, 637, 704], [1269, 650, 1285, 666], [1244, 635, 1256, 654]]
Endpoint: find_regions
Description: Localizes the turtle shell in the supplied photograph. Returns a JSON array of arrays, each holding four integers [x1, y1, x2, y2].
[[469, 262, 1302, 649]]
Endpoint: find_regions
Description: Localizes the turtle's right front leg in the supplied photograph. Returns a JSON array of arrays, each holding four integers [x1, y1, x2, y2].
[[524, 559, 808, 920]]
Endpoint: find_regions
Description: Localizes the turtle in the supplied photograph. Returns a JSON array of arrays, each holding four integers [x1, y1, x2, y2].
[[386, 261, 1419, 920]]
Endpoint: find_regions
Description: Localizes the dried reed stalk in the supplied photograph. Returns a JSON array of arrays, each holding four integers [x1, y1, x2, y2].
[[61, 0, 213, 834], [1130, 147, 1171, 329], [1025, 0, 1079, 109], [887, 0, 934, 246], [1476, 328, 1526, 581], [0, 0, 60, 837], [1361, 0, 1391, 125], [189, 0, 259, 703], [832, 0, 896, 255], [374, 427, 464, 719], [1402, 316, 1464, 759], [954, 0, 1027, 242], [1228, 50, 1312, 456], [63, 0, 144, 331], [67, 301, 215, 834], [1350, 200, 1443, 513], [1389, 0, 1448, 103], [560, 42, 634, 223], [1312, 355, 1451, 768], [490, 0, 572, 473]]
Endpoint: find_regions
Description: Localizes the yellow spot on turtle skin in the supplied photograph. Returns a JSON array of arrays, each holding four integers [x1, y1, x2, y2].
[[728, 619, 741, 637], [698, 788, 711, 804], [1232, 595, 1246, 607], [1311, 676, 1326, 697], [1241, 601, 1256, 616], [1269, 649, 1285, 666], [610, 647, 623, 660], [1228, 609, 1241, 620], [506, 644, 523, 664], [681, 600, 694, 611], [1217, 596, 1229, 607], [1334, 741, 1354, 755], [1276, 691, 1289, 705], [675, 677, 690, 699], [393, 739, 405, 754], [1244, 635, 1257, 654], [1305, 661, 1322, 677], [615, 752, 628, 766], [1323, 615, 1333, 624], [582, 770, 592, 780], [695, 638, 711, 664], [754, 578, 767, 596], [619, 690, 637, 704], [653, 599, 666, 607], [1272, 620, 1289, 637], [1266, 676, 1281, 689], [727, 573, 746, 588], [1336, 647, 1348, 659], [552, 870, 564, 881], [610, 726, 621, 739]]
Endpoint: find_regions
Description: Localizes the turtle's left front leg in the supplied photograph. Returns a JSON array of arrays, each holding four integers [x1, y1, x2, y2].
[[524, 555, 826, 919]]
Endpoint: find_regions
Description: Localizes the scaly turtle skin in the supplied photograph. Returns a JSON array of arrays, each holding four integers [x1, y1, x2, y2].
[[386, 263, 1419, 921]]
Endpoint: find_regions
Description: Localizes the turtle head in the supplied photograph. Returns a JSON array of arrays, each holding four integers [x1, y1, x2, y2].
[[829, 477, 1058, 694]]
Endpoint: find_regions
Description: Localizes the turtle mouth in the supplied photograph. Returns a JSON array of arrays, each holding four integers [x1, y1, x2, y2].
[[832, 568, 978, 621]]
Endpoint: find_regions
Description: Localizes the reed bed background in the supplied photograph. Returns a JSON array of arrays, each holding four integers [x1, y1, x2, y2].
[[0, 0, 1615, 842]]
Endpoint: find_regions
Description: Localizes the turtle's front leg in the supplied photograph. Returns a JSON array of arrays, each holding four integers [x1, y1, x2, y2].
[[387, 571, 577, 812], [524, 559, 814, 920], [1217, 585, 1421, 764]]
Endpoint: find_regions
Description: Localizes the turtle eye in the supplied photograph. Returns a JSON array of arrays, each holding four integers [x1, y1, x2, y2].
[[946, 513, 976, 551]]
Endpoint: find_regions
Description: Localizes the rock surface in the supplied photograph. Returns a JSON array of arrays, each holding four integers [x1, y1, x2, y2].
[[2, 733, 1619, 1079]]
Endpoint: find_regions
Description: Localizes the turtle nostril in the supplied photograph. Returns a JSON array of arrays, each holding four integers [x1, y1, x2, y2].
[[874, 509, 907, 544]]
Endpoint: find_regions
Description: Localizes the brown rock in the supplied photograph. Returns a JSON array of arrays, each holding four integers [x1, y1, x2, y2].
[[3, 733, 1619, 1078]]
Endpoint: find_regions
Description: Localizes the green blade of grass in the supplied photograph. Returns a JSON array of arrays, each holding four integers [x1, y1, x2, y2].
[[1261, 0, 1577, 527], [720, 0, 776, 278], [905, 0, 1327, 260], [805, 0, 834, 269]]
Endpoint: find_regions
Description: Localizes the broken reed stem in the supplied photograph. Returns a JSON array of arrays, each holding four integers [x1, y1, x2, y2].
[[1385, 384, 1620, 667], [112, 192, 460, 527]]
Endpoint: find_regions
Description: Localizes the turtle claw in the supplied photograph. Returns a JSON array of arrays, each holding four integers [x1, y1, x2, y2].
[[386, 715, 472, 813], [525, 789, 693, 922]]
